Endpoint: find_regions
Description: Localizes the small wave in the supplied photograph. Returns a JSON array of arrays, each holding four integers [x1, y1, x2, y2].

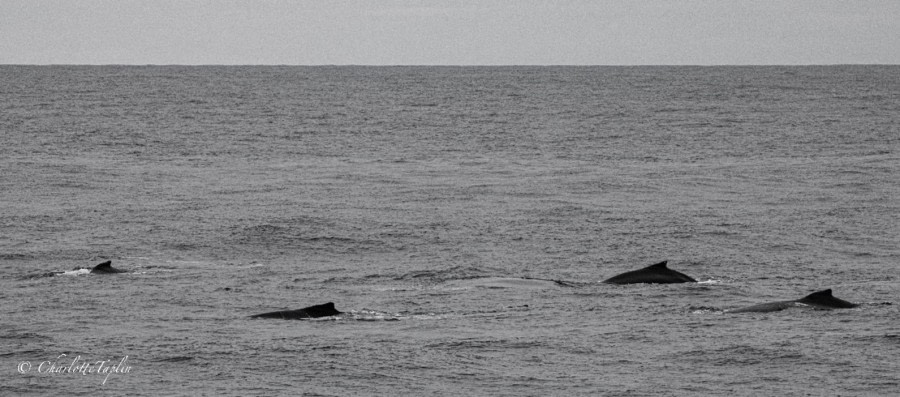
[[230, 223, 398, 254], [370, 286, 423, 292], [393, 265, 500, 283], [155, 356, 195, 363], [60, 269, 91, 276], [425, 338, 545, 350], [0, 332, 52, 342], [688, 306, 724, 314], [0, 253, 34, 260], [347, 309, 403, 321], [236, 262, 266, 269]]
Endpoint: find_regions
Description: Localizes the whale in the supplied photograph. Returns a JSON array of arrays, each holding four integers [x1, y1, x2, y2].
[[90, 260, 126, 274], [727, 289, 858, 313], [443, 277, 579, 290], [30, 260, 125, 278], [250, 302, 343, 320], [602, 261, 697, 284]]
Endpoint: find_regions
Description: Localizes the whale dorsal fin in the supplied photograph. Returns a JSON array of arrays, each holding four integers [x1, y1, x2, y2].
[[94, 261, 112, 270], [803, 289, 833, 300], [797, 288, 857, 308], [310, 302, 341, 316], [647, 261, 668, 269]]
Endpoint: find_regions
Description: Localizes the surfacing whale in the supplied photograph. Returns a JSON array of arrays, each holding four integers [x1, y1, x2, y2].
[[32, 260, 125, 278], [603, 261, 697, 284], [444, 277, 579, 290], [250, 302, 343, 320], [727, 289, 858, 313], [90, 260, 126, 274]]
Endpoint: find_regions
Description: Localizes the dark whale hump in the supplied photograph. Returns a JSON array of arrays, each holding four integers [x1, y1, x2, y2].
[[250, 302, 343, 320], [603, 261, 697, 284], [305, 302, 340, 316], [797, 289, 858, 309], [91, 260, 125, 274], [728, 288, 858, 313]]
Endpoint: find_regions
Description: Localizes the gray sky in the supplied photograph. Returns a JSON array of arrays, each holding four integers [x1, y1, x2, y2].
[[2, 0, 898, 65]]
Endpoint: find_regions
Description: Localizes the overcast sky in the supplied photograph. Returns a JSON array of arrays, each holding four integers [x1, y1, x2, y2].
[[2, 0, 898, 65]]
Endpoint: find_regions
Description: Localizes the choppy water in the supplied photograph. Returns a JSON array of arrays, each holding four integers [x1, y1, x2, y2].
[[1, 65, 898, 396]]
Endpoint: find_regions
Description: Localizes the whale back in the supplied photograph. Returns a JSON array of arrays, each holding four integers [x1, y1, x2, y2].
[[603, 261, 697, 284], [90, 261, 125, 274], [729, 289, 858, 313], [726, 300, 796, 313], [796, 289, 858, 309], [251, 302, 342, 320], [303, 302, 342, 317]]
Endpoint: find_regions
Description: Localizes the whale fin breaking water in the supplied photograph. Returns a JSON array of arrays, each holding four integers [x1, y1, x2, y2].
[[727, 289, 858, 313], [250, 302, 343, 320], [795, 289, 858, 308], [602, 261, 697, 284], [90, 260, 126, 274]]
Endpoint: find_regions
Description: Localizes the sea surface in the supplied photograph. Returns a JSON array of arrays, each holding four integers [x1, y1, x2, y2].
[[1, 65, 898, 396]]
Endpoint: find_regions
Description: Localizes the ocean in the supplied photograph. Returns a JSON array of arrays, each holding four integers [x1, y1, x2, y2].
[[1, 65, 898, 396]]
